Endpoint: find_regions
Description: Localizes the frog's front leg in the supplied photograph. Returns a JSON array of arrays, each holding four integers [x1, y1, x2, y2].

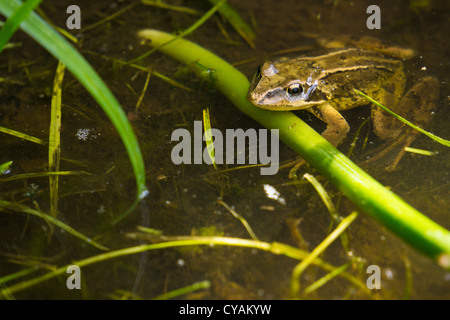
[[309, 103, 350, 147], [288, 103, 349, 178], [369, 76, 439, 170]]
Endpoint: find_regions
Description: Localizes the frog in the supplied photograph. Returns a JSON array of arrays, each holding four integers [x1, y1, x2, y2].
[[248, 35, 440, 172]]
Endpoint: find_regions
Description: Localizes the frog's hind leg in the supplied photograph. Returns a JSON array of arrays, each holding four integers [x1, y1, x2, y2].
[[371, 67, 406, 141], [366, 76, 439, 170], [316, 35, 416, 59]]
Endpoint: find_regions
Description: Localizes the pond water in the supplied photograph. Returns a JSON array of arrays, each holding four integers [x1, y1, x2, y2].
[[0, 0, 448, 299]]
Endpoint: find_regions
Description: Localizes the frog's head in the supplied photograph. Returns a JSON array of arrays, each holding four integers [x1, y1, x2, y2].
[[248, 61, 326, 110]]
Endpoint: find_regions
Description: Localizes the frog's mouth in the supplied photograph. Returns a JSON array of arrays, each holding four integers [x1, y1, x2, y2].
[[250, 98, 327, 111], [249, 84, 326, 110]]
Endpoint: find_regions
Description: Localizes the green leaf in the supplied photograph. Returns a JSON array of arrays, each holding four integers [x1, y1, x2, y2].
[[0, 0, 148, 202]]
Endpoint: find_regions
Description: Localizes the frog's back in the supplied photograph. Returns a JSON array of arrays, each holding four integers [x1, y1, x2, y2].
[[281, 48, 405, 111]]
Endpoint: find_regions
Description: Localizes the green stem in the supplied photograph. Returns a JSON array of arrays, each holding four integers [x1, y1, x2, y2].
[[138, 29, 450, 268]]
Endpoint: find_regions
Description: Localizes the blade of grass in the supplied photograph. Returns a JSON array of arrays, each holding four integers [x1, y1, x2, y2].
[[81, 2, 138, 33], [135, 69, 151, 111], [203, 107, 217, 169], [151, 70, 192, 91], [128, 0, 226, 64], [217, 200, 259, 241], [0, 0, 42, 54], [402, 256, 413, 300], [354, 89, 450, 147], [0, 235, 371, 297], [0, 282, 14, 300], [303, 173, 349, 253], [0, 0, 148, 202], [208, 0, 255, 48], [34, 8, 78, 43], [152, 280, 211, 300], [140, 0, 202, 15], [404, 146, 438, 156], [0, 126, 46, 145], [303, 173, 339, 221], [48, 61, 65, 217], [347, 118, 370, 158], [303, 262, 350, 295], [137, 29, 450, 268], [0, 266, 38, 299], [0, 200, 108, 251], [0, 170, 90, 182], [290, 211, 358, 297], [83, 50, 193, 91], [0, 161, 13, 174], [0, 266, 38, 284]]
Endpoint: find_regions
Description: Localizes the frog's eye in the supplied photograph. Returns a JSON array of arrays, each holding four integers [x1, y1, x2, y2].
[[287, 83, 303, 96]]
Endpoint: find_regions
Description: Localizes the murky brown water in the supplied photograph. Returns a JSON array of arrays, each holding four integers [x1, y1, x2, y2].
[[0, 0, 448, 299]]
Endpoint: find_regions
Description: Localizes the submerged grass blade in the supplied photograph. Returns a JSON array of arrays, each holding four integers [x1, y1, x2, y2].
[[217, 200, 259, 241], [0, 266, 38, 299], [303, 262, 350, 295], [0, 282, 14, 300], [0, 170, 90, 182], [137, 29, 450, 268], [48, 61, 65, 217], [0, 126, 46, 145], [0, 266, 38, 284], [84, 50, 192, 91], [404, 146, 438, 156], [129, 0, 226, 64], [81, 2, 138, 33], [208, 0, 255, 48], [203, 107, 217, 169], [151, 70, 192, 91], [135, 69, 151, 111], [140, 0, 202, 15], [303, 173, 339, 221], [0, 161, 13, 174], [152, 280, 211, 300], [0, 200, 108, 251], [303, 173, 349, 252], [0, 0, 148, 202], [290, 211, 358, 297], [354, 89, 450, 147], [0, 236, 370, 297]]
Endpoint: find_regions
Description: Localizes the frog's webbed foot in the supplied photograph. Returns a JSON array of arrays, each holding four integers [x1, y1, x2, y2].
[[361, 129, 419, 171]]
